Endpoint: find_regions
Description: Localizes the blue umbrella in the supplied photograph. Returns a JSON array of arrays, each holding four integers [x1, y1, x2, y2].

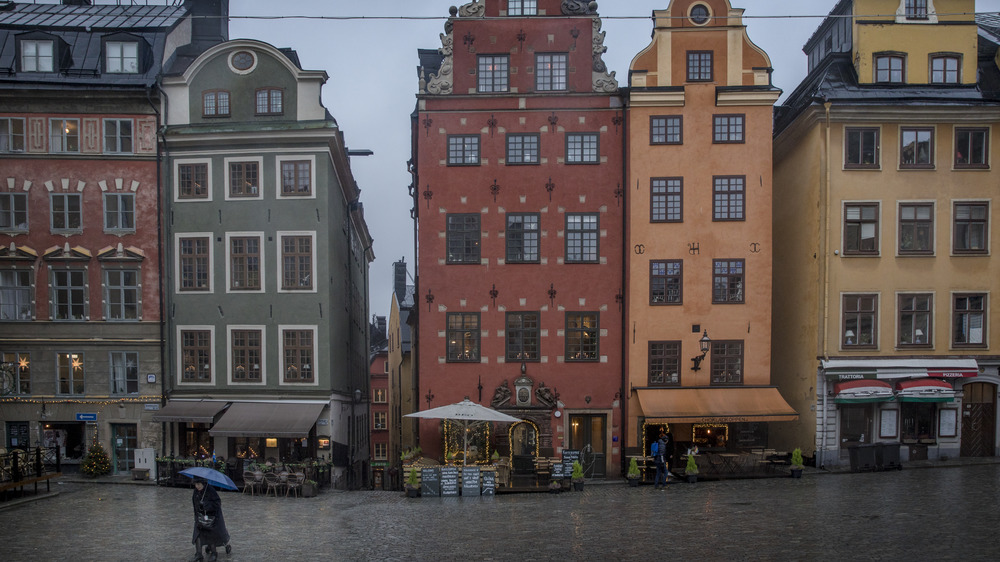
[[179, 466, 238, 491]]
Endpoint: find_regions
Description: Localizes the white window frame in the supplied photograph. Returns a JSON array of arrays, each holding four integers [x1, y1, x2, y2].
[[0, 117, 26, 153], [56, 351, 85, 395], [103, 118, 133, 154], [0, 192, 29, 233], [507, 0, 537, 16], [21, 39, 54, 72], [227, 324, 267, 385], [174, 232, 215, 294], [224, 156, 264, 201], [50, 268, 88, 321], [276, 230, 317, 294], [225, 231, 266, 293], [176, 324, 215, 386], [109, 350, 139, 395], [105, 41, 139, 74], [278, 324, 319, 387], [50, 192, 82, 233], [275, 155, 317, 199], [103, 192, 136, 233], [49, 118, 80, 153], [0, 269, 33, 321], [103, 268, 140, 321], [173, 158, 213, 203]]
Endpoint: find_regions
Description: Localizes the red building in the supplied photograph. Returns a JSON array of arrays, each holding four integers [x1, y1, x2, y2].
[[369, 348, 390, 489], [412, 0, 624, 478]]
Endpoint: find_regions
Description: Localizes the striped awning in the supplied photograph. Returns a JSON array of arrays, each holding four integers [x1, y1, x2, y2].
[[896, 379, 956, 403], [833, 380, 894, 403]]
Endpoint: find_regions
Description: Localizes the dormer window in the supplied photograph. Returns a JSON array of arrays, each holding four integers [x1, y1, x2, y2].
[[905, 0, 928, 20], [930, 55, 960, 84], [203, 90, 231, 117], [508, 0, 537, 16], [106, 41, 139, 73], [255, 88, 283, 116], [21, 40, 54, 72]]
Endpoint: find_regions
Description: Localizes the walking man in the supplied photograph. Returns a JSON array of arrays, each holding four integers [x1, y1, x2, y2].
[[653, 429, 670, 489]]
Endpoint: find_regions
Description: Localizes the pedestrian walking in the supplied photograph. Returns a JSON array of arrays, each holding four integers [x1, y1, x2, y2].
[[191, 477, 231, 562], [653, 429, 671, 489]]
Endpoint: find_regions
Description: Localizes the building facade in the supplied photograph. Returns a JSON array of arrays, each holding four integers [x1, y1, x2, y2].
[[0, 0, 213, 473], [412, 0, 624, 477], [625, 0, 795, 462], [156, 37, 374, 485], [387, 258, 414, 490], [773, 0, 1000, 467], [369, 346, 389, 489]]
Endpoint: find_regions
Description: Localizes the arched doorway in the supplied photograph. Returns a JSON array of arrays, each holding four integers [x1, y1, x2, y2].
[[509, 421, 538, 474], [961, 382, 996, 457]]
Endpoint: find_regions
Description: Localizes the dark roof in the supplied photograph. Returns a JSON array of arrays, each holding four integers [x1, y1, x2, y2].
[[0, 2, 187, 88], [802, 0, 851, 53], [0, 3, 185, 31], [417, 47, 442, 82], [775, 42, 1000, 135]]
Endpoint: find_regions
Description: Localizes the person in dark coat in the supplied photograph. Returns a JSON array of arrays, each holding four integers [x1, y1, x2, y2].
[[191, 478, 230, 562]]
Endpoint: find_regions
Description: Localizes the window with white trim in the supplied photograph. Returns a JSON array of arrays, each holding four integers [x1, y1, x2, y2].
[[57, 352, 84, 395], [0, 270, 32, 321], [110, 351, 139, 394], [50, 119, 79, 153], [51, 193, 82, 232], [21, 40, 53, 72], [105, 41, 138, 73], [0, 193, 28, 232], [0, 118, 25, 153], [103, 119, 133, 154], [104, 193, 135, 233], [104, 269, 139, 321]]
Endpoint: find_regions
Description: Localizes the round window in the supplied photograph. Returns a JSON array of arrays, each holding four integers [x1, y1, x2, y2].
[[690, 5, 710, 25], [231, 51, 255, 71]]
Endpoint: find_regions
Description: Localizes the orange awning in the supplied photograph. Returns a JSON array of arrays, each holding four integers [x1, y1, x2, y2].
[[635, 387, 798, 423]]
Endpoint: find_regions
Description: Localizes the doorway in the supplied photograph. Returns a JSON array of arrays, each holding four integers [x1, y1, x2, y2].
[[569, 414, 606, 478], [111, 423, 137, 474], [961, 382, 996, 457]]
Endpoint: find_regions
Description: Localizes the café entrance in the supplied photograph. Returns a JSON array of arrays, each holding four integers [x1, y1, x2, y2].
[[568, 414, 606, 477]]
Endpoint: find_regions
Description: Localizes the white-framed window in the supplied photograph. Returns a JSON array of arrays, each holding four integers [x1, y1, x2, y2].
[[279, 324, 317, 386], [103, 119, 133, 154], [374, 388, 387, 403], [374, 411, 387, 430], [226, 232, 265, 293], [104, 268, 139, 321], [228, 325, 266, 385], [174, 159, 212, 202], [49, 118, 79, 153], [110, 351, 139, 394], [51, 269, 87, 321], [276, 155, 316, 198], [51, 193, 82, 232], [57, 352, 84, 395], [178, 325, 215, 385], [0, 351, 30, 394], [104, 193, 135, 233], [1, 192, 28, 232], [105, 41, 138, 74], [0, 270, 33, 321], [176, 233, 213, 293], [224, 156, 264, 200], [277, 231, 316, 293], [0, 117, 26, 153], [507, 0, 537, 15], [21, 39, 54, 72], [373, 442, 387, 460]]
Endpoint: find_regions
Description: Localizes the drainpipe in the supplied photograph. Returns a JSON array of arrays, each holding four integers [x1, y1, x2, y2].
[[819, 101, 833, 468], [619, 99, 628, 477], [147, 83, 168, 457]]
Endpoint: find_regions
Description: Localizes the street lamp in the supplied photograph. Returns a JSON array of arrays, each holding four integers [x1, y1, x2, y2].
[[691, 330, 712, 371]]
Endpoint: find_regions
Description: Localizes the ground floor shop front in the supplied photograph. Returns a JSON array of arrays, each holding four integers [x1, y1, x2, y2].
[[816, 358, 997, 469]]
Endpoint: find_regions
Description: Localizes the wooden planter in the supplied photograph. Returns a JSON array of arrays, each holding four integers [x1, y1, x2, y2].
[[301, 482, 318, 497]]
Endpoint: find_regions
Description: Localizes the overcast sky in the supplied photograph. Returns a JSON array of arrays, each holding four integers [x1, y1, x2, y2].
[[103, 1, 1000, 319]]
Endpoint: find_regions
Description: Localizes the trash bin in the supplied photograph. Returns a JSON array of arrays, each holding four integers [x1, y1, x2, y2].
[[874, 442, 902, 471], [848, 444, 876, 472]]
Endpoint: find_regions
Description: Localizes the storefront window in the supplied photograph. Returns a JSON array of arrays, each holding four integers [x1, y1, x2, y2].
[[692, 424, 728, 449], [901, 403, 935, 441], [840, 404, 872, 447], [233, 437, 264, 460], [182, 423, 212, 458], [42, 422, 85, 459]]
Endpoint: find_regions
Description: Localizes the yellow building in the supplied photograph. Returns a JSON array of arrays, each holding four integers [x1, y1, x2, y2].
[[625, 0, 795, 465], [773, 0, 1000, 468]]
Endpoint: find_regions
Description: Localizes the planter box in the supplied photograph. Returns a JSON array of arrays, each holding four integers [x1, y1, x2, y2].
[[131, 468, 150, 481]]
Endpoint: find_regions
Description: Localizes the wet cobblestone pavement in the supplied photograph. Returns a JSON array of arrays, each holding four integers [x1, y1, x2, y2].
[[3, 464, 1000, 561]]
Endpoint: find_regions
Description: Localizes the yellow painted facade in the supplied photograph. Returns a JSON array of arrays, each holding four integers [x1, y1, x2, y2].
[[772, 0, 1000, 464], [625, 0, 786, 453]]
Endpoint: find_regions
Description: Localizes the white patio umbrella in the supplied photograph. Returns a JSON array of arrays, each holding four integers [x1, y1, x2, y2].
[[404, 397, 522, 466]]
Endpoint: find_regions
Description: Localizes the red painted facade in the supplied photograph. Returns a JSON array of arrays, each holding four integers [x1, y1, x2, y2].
[[413, 0, 624, 476], [369, 351, 390, 489]]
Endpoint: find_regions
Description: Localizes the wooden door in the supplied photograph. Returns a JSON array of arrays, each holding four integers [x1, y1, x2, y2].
[[961, 382, 996, 457]]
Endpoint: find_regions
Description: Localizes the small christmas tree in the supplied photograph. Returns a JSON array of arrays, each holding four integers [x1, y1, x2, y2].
[[80, 441, 112, 477]]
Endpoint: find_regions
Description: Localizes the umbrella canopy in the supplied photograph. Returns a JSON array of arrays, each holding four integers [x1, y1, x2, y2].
[[179, 466, 238, 490], [405, 397, 521, 465]]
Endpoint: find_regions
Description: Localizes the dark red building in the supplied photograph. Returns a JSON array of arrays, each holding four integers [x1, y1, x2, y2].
[[412, 0, 624, 477], [369, 348, 390, 489]]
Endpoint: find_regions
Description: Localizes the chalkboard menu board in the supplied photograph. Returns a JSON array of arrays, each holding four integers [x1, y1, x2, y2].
[[461, 466, 480, 496], [561, 449, 581, 478], [440, 466, 460, 497], [481, 470, 496, 495], [421, 467, 441, 497], [550, 462, 565, 480]]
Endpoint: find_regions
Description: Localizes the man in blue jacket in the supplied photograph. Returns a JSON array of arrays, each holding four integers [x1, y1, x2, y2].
[[653, 429, 671, 489]]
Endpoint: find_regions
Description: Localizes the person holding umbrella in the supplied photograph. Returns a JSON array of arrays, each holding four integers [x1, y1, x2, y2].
[[190, 476, 231, 561]]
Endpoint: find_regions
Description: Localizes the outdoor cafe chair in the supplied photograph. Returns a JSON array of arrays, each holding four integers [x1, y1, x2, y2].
[[263, 471, 282, 497], [242, 471, 260, 495], [285, 472, 304, 498]]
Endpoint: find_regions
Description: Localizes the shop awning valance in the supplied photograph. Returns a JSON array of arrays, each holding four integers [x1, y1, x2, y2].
[[822, 358, 979, 380], [208, 402, 325, 438], [151, 400, 228, 423], [896, 378, 956, 403], [635, 387, 798, 423], [833, 380, 894, 403]]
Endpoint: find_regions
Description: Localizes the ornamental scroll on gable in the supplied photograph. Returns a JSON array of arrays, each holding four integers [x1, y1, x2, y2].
[[422, 1, 485, 95], [591, 17, 617, 93]]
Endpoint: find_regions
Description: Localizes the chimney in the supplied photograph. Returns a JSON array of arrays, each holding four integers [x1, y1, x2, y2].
[[393, 258, 407, 301], [184, 0, 230, 44], [376, 316, 387, 339]]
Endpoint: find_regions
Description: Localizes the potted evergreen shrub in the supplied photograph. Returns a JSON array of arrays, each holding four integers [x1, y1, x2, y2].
[[301, 479, 318, 497], [571, 460, 585, 491], [627, 457, 641, 487], [790, 448, 804, 479], [684, 453, 699, 483], [405, 467, 421, 498]]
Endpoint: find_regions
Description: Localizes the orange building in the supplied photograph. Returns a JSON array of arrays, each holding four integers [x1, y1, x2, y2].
[[624, 0, 795, 463]]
